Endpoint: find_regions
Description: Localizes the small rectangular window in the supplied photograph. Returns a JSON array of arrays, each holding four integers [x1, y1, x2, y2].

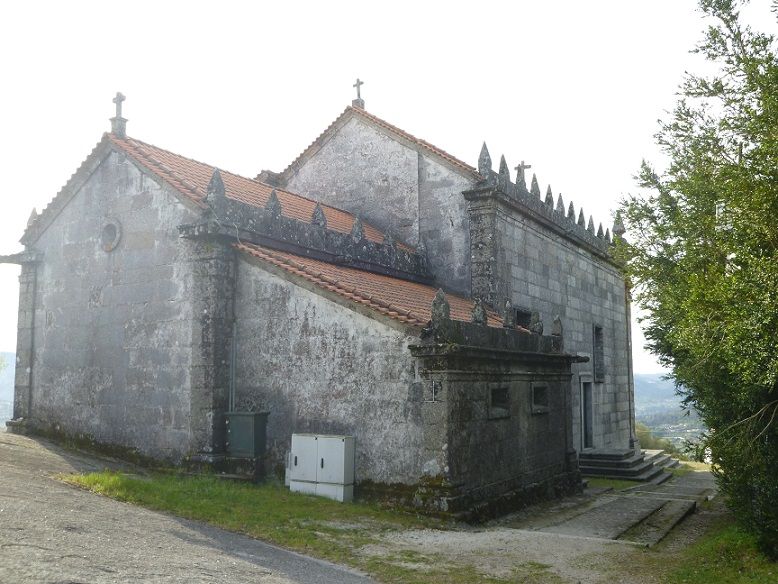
[[489, 387, 510, 419], [513, 307, 532, 329], [593, 325, 605, 382], [531, 383, 549, 414]]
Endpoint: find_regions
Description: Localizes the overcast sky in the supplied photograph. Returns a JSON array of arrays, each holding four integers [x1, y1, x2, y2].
[[1, 1, 775, 372]]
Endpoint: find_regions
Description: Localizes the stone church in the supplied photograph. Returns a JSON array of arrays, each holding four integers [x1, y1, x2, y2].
[[2, 91, 636, 516]]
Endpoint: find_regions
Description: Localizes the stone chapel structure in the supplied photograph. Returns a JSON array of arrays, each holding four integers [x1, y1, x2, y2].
[[2, 92, 637, 516]]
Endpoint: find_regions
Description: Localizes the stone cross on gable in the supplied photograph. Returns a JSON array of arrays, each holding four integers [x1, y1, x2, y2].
[[110, 92, 127, 138], [353, 78, 364, 99], [113, 92, 125, 118], [351, 78, 365, 109]]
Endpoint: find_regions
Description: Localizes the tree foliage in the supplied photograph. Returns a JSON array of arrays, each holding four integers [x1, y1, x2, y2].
[[617, 0, 778, 557]]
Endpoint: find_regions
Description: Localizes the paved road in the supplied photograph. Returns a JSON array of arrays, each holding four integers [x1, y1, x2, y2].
[[0, 430, 373, 583]]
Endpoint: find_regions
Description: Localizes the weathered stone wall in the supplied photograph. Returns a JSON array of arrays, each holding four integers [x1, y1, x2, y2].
[[446, 373, 571, 492], [24, 151, 204, 461], [285, 117, 421, 247], [474, 200, 632, 452], [418, 155, 473, 295], [409, 314, 581, 517], [284, 116, 475, 295], [233, 257, 438, 484]]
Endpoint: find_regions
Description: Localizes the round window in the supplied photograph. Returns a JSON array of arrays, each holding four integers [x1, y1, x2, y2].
[[101, 219, 122, 252]]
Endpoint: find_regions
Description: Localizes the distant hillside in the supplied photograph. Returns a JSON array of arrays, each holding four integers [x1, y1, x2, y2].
[[634, 372, 705, 449], [634, 373, 685, 414], [0, 353, 13, 401]]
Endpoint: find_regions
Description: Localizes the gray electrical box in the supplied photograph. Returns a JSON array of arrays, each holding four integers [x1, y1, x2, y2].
[[225, 411, 269, 458]]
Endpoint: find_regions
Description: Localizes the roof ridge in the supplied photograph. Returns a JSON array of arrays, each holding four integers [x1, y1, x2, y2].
[[350, 107, 478, 176], [279, 106, 479, 180], [123, 138, 204, 200], [278, 106, 352, 178], [22, 136, 110, 242]]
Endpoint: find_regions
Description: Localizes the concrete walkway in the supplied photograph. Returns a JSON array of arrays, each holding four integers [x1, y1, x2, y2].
[[506, 469, 716, 546], [0, 430, 373, 584]]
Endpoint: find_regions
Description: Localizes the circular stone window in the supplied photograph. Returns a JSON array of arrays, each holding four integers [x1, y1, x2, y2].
[[100, 219, 122, 252]]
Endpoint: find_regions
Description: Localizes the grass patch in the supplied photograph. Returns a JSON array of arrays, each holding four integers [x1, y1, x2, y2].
[[62, 471, 516, 584], [670, 461, 712, 478], [665, 517, 777, 583], [586, 477, 641, 491], [511, 561, 565, 583]]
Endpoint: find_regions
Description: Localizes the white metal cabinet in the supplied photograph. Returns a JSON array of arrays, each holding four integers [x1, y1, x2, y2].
[[289, 433, 355, 502], [289, 434, 318, 494]]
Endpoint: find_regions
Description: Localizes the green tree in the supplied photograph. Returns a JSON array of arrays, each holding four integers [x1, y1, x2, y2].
[[617, 0, 778, 558]]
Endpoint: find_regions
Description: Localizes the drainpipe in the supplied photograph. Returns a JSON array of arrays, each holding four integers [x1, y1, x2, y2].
[[228, 250, 238, 413]]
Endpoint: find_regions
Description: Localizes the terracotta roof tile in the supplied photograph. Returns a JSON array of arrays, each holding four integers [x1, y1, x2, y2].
[[105, 134, 397, 247], [279, 106, 481, 181], [236, 242, 505, 329]]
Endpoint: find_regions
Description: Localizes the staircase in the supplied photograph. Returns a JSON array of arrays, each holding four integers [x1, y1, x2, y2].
[[579, 448, 678, 483]]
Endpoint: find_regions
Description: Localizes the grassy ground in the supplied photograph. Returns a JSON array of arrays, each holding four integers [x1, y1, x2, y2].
[[62, 471, 513, 584], [661, 514, 777, 583], [585, 477, 642, 491], [62, 470, 778, 583]]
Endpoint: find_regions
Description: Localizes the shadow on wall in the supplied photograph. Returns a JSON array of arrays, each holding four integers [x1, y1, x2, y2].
[[0, 353, 15, 425]]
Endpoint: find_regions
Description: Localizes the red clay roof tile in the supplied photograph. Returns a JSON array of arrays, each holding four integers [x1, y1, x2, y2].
[[236, 242, 505, 329], [105, 133, 398, 247]]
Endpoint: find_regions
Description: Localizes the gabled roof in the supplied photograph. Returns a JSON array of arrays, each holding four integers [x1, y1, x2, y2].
[[237, 242, 504, 330], [23, 133, 398, 247], [275, 106, 481, 184]]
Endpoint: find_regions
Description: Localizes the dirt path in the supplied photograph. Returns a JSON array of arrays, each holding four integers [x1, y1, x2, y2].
[[0, 430, 373, 584], [362, 473, 721, 583]]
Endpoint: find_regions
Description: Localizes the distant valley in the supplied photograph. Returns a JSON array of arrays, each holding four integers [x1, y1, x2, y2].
[[634, 373, 705, 450]]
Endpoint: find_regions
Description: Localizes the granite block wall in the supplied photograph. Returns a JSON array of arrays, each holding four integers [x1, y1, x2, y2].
[[285, 117, 421, 247], [284, 115, 475, 295], [21, 150, 208, 461], [233, 256, 442, 484], [489, 206, 632, 452]]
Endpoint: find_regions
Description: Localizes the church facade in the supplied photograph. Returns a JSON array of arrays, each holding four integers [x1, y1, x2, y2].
[[2, 94, 635, 516]]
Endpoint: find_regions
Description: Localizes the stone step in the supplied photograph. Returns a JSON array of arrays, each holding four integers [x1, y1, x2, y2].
[[617, 498, 697, 546], [579, 448, 635, 461], [579, 451, 647, 468], [540, 495, 666, 540], [623, 482, 714, 504], [580, 458, 664, 479], [643, 451, 682, 471]]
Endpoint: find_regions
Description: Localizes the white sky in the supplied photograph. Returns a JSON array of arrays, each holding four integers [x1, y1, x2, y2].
[[1, 1, 775, 372]]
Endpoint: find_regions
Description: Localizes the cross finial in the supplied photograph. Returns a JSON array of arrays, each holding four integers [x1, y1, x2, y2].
[[110, 92, 127, 138], [514, 160, 532, 173], [352, 78, 365, 109], [514, 160, 531, 190], [113, 92, 125, 118]]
